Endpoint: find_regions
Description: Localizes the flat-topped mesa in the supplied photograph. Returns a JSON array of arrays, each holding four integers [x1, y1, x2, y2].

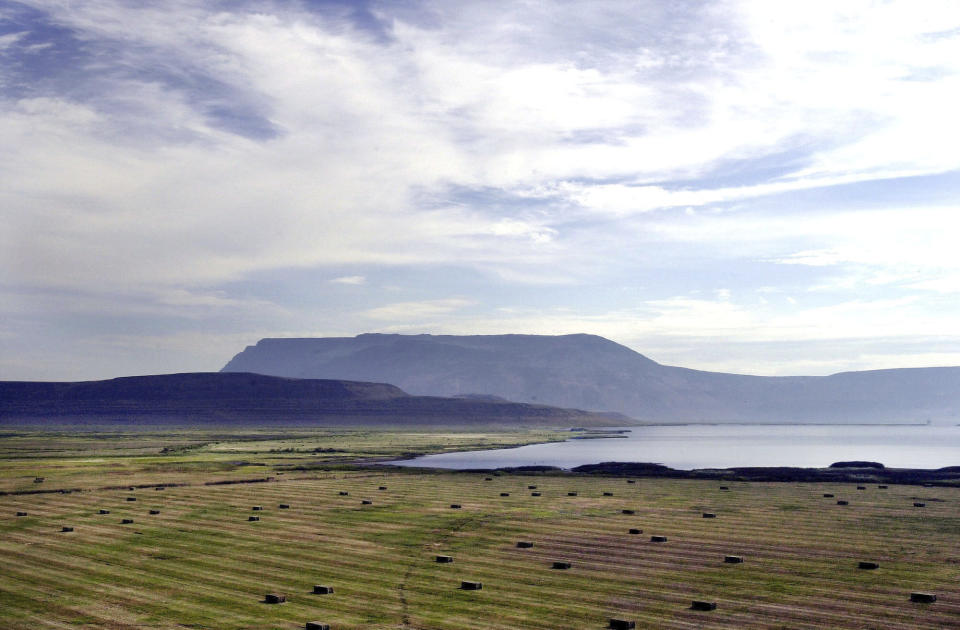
[[221, 333, 960, 423]]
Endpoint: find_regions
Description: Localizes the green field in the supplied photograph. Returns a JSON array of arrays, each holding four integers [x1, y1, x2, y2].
[[1, 429, 958, 629]]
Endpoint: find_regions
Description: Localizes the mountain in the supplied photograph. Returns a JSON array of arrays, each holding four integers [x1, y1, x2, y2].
[[0, 372, 622, 427], [222, 333, 960, 423]]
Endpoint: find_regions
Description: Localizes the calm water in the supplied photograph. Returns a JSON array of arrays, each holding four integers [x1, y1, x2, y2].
[[390, 424, 960, 470]]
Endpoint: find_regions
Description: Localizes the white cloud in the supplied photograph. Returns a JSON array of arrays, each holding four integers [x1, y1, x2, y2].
[[362, 298, 474, 322], [649, 203, 960, 296], [5, 1, 960, 379], [487, 219, 557, 244], [331, 275, 366, 285], [734, 0, 960, 178], [0, 31, 25, 50], [6, 1, 960, 289], [770, 250, 845, 267], [906, 275, 960, 294], [151, 288, 273, 310]]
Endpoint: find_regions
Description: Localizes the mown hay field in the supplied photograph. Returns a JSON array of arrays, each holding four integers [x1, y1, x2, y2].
[[1, 430, 959, 629]]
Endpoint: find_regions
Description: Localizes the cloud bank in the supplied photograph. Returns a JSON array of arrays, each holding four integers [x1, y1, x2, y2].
[[2, 0, 960, 379]]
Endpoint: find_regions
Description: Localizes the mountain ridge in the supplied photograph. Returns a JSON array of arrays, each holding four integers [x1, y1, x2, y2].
[[222, 334, 960, 423], [0, 371, 625, 427]]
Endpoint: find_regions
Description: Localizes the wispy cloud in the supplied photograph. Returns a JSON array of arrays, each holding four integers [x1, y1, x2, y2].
[[362, 299, 474, 322], [331, 275, 366, 285], [3, 0, 960, 379]]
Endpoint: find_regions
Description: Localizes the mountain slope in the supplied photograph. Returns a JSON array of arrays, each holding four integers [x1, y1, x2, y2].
[[0, 372, 624, 427], [222, 334, 960, 423]]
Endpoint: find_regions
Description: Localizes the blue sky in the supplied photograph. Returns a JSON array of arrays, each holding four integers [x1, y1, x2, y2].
[[2, 0, 960, 380]]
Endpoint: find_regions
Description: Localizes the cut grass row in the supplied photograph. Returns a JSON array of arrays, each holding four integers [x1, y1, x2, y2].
[[2, 468, 959, 629]]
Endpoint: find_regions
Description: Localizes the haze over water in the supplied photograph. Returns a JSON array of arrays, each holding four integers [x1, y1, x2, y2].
[[392, 424, 960, 470]]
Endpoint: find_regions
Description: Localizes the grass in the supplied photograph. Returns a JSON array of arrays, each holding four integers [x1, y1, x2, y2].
[[0, 429, 958, 629], [0, 429, 567, 494]]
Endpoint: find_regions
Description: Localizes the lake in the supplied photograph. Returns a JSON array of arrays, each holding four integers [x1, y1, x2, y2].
[[390, 424, 960, 470]]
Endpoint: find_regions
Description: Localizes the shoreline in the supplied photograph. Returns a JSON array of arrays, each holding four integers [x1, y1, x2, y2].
[[372, 460, 960, 486]]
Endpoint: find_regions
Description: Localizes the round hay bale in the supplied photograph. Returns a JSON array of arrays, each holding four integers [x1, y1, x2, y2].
[[878, 485, 888, 489], [248, 515, 260, 521], [460, 580, 482, 590], [552, 561, 571, 570], [500, 492, 510, 497], [149, 510, 160, 515], [911, 592, 936, 603], [516, 541, 534, 548], [99, 509, 110, 515], [313, 585, 334, 594], [719, 486, 729, 490], [836, 500, 849, 505], [252, 506, 262, 511], [702, 513, 716, 518], [856, 486, 866, 490], [279, 504, 290, 509], [691, 600, 717, 611], [264, 593, 285, 604], [531, 492, 541, 497], [823, 493, 835, 497], [16, 511, 27, 517], [378, 486, 388, 490], [568, 491, 578, 496], [528, 485, 537, 489], [338, 491, 349, 496], [126, 497, 136, 502], [627, 480, 636, 484], [724, 555, 743, 564], [609, 619, 635, 629], [435, 555, 454, 563], [603, 492, 613, 496], [121, 519, 134, 524], [484, 478, 492, 481], [61, 526, 73, 532], [858, 561, 879, 570], [305, 623, 330, 630], [449, 504, 461, 509], [628, 528, 642, 534], [650, 535, 667, 542], [914, 502, 926, 507], [621, 509, 635, 515]]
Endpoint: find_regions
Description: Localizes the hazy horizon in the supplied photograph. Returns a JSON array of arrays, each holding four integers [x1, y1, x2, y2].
[[3, 1, 960, 381], [10, 329, 960, 383]]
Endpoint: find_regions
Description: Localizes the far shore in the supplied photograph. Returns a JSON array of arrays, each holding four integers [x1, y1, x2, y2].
[[371, 460, 960, 486]]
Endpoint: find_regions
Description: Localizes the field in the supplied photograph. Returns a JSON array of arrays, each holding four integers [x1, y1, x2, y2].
[[1, 429, 959, 629]]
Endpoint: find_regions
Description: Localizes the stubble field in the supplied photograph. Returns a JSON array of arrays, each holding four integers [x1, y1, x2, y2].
[[0, 429, 958, 629]]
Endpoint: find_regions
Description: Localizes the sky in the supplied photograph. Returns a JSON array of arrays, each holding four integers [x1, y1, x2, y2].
[[3, 0, 960, 381]]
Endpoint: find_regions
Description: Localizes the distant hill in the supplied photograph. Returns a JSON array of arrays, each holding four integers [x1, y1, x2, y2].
[[222, 333, 960, 423], [0, 372, 624, 427]]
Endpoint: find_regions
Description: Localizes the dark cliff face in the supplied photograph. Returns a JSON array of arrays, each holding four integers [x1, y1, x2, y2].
[[222, 333, 960, 423], [0, 372, 623, 427]]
